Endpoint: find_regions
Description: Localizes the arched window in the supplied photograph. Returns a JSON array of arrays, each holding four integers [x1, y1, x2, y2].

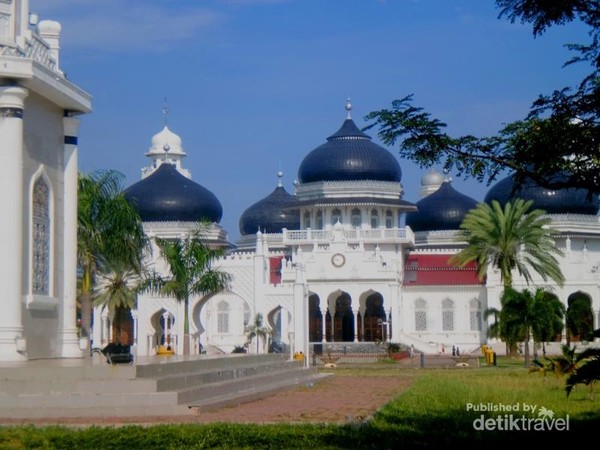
[[470, 299, 482, 331], [442, 299, 454, 331], [385, 210, 393, 229], [370, 209, 379, 228], [32, 177, 50, 295], [303, 211, 311, 229], [217, 301, 229, 334], [351, 208, 361, 228], [316, 210, 323, 229], [415, 299, 427, 331], [331, 209, 342, 225]]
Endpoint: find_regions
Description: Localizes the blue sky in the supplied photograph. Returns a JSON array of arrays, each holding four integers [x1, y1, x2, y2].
[[31, 0, 590, 242]]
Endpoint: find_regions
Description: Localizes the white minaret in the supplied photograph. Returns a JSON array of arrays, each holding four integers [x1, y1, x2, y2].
[[141, 103, 191, 179], [420, 168, 445, 197]]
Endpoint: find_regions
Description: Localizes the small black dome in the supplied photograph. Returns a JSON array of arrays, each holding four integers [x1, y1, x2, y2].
[[484, 173, 599, 215], [124, 163, 223, 222], [297, 118, 402, 183], [406, 182, 479, 232], [239, 186, 299, 235]]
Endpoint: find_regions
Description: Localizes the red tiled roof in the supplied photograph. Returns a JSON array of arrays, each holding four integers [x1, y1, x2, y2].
[[404, 254, 484, 286]]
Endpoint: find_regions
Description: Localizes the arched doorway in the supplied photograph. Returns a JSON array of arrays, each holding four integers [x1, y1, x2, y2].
[[308, 294, 323, 342], [332, 292, 354, 342], [567, 291, 594, 344], [149, 309, 175, 350], [363, 293, 386, 342]]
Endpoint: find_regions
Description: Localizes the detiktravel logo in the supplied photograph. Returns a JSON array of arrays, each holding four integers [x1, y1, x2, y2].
[[466, 402, 570, 431]]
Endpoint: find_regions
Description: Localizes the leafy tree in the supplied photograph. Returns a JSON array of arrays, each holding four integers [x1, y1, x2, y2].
[[364, 1, 600, 194], [245, 313, 271, 354], [146, 223, 231, 354], [77, 170, 147, 348], [450, 199, 565, 289]]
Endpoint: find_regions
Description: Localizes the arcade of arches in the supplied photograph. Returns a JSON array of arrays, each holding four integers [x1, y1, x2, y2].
[[308, 291, 389, 343]]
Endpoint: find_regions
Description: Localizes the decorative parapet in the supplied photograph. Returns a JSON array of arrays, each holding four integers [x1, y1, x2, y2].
[[282, 226, 415, 245], [0, 33, 57, 72]]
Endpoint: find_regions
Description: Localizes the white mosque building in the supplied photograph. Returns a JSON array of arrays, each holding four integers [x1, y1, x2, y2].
[[1, 2, 598, 364], [0, 1, 91, 361], [91, 101, 600, 362]]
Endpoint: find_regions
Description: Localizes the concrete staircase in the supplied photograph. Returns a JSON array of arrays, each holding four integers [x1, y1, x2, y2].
[[0, 354, 330, 419]]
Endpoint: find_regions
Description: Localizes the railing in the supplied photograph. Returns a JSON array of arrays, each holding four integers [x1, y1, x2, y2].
[[283, 227, 414, 243], [0, 34, 57, 72]]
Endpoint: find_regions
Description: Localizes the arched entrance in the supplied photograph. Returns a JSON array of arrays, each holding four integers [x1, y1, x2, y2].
[[362, 293, 386, 342], [331, 292, 354, 342], [567, 291, 594, 344], [149, 309, 175, 350], [308, 294, 323, 342]]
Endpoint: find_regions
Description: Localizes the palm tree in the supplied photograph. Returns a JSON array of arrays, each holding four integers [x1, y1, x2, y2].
[[147, 223, 231, 354], [450, 198, 565, 290], [504, 288, 565, 367], [245, 313, 271, 354], [78, 170, 147, 348], [565, 347, 600, 400], [92, 259, 145, 344]]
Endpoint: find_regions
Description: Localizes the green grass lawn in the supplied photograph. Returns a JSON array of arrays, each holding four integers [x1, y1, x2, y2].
[[1, 360, 598, 449]]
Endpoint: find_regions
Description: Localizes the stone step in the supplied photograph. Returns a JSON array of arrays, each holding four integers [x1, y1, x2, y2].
[[135, 353, 289, 378], [0, 378, 158, 395], [153, 359, 303, 392], [0, 390, 179, 411], [177, 365, 317, 404], [189, 372, 333, 412], [0, 362, 136, 382], [0, 354, 323, 419], [0, 404, 195, 419]]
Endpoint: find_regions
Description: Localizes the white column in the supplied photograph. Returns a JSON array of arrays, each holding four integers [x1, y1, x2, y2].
[[0, 86, 28, 361], [320, 306, 326, 343], [353, 309, 359, 343], [293, 265, 309, 367], [59, 116, 83, 357]]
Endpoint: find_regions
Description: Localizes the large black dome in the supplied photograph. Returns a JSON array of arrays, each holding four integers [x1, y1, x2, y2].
[[297, 118, 402, 183], [124, 163, 223, 222], [239, 185, 299, 235], [484, 173, 599, 215], [406, 182, 479, 232]]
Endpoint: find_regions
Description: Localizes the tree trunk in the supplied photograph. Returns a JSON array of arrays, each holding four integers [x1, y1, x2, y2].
[[524, 330, 531, 368], [80, 291, 92, 354]]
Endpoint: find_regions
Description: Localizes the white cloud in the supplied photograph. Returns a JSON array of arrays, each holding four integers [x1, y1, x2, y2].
[[30, 1, 224, 52]]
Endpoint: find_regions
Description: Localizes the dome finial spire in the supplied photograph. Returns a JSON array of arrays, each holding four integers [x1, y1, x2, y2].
[[345, 97, 352, 119], [162, 97, 171, 155], [162, 97, 169, 127], [277, 171, 283, 187]]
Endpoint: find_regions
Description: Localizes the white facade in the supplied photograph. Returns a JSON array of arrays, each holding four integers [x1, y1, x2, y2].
[[0, 1, 91, 361], [93, 110, 600, 363]]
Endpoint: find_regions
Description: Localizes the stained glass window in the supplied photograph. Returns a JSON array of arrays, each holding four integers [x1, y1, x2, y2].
[[442, 299, 454, 331], [32, 177, 50, 295], [217, 300, 229, 333], [470, 299, 482, 331], [415, 299, 427, 331]]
